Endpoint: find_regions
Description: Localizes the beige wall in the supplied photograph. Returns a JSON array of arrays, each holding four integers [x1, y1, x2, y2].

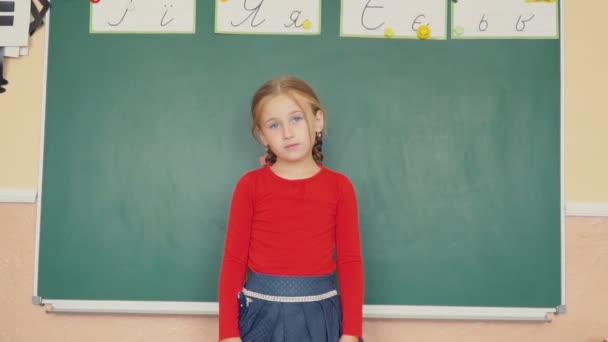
[[0, 24, 44, 190], [564, 0, 608, 202], [2, 1, 608, 341]]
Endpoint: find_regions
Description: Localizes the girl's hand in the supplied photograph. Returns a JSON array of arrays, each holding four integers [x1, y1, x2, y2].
[[219, 338, 242, 342], [340, 335, 360, 342]]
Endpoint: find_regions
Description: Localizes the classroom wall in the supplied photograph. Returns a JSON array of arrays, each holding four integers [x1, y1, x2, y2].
[[1, 1, 607, 341], [0, 24, 43, 191], [564, 0, 608, 202]]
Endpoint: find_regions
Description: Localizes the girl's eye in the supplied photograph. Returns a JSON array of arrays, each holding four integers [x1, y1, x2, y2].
[[291, 116, 303, 124], [269, 122, 279, 129]]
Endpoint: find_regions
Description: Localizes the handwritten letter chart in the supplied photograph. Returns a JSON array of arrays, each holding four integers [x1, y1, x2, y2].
[[216, 0, 321, 35], [341, 0, 447, 39], [452, 0, 559, 39], [0, 0, 31, 46], [90, 0, 196, 34]]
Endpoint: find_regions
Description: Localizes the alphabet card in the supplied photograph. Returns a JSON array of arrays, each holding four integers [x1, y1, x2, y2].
[[90, 0, 196, 34], [341, 0, 447, 39], [215, 0, 321, 35], [0, 0, 31, 46], [452, 0, 559, 39]]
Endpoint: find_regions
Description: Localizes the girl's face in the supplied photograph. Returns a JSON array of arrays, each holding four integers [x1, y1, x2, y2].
[[257, 94, 324, 165]]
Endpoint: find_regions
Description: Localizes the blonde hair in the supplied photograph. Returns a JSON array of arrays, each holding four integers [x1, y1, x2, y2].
[[250, 76, 326, 164]]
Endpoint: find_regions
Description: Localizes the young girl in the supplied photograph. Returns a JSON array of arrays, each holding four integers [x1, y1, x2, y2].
[[218, 76, 364, 342]]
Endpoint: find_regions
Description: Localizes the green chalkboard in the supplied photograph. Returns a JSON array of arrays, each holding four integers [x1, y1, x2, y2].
[[38, 0, 561, 311]]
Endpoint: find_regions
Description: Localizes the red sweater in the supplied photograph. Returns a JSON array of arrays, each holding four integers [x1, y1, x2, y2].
[[218, 165, 364, 339]]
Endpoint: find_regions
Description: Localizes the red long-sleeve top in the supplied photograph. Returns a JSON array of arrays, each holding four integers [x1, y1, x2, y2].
[[218, 164, 364, 340]]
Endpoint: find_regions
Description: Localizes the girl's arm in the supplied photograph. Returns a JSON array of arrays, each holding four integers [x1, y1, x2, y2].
[[336, 176, 364, 339], [218, 174, 254, 340]]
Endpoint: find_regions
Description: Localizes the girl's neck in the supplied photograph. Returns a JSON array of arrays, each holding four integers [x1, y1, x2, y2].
[[270, 157, 321, 180]]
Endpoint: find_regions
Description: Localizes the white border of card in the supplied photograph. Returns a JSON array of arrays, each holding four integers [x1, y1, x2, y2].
[[0, 0, 31, 46], [452, 0, 559, 39], [341, 0, 447, 39], [215, 0, 321, 35], [4, 46, 28, 57], [90, 0, 196, 34]]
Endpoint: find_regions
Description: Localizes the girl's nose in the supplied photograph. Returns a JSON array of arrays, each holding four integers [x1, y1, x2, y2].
[[282, 124, 294, 139]]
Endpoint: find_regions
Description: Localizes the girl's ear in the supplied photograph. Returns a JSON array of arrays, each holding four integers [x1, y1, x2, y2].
[[313, 110, 325, 133]]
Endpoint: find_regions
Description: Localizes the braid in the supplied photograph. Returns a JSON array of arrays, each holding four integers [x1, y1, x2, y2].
[[265, 147, 277, 165], [312, 132, 324, 164]]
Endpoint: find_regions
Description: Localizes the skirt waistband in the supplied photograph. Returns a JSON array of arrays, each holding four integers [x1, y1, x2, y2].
[[243, 272, 337, 301]]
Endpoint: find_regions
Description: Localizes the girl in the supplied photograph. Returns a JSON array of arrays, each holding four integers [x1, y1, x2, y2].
[[218, 76, 364, 342]]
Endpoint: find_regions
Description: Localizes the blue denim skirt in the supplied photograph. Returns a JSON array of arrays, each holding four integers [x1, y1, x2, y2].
[[238, 272, 361, 342]]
